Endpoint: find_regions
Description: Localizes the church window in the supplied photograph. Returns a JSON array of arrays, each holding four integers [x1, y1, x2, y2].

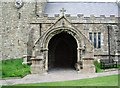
[[89, 32, 92, 42], [98, 32, 101, 48], [94, 33, 97, 48], [89, 32, 101, 49]]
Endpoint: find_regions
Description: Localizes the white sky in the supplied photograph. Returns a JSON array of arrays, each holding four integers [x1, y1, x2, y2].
[[49, 0, 119, 2]]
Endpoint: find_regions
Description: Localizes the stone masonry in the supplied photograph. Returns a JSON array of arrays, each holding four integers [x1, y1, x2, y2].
[[0, 0, 120, 73]]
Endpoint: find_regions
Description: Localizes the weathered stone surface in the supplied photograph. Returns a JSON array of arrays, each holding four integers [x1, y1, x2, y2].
[[81, 58, 95, 73], [30, 57, 45, 74], [0, 1, 119, 73]]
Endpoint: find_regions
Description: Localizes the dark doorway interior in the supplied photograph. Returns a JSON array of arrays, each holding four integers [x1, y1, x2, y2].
[[48, 32, 77, 70]]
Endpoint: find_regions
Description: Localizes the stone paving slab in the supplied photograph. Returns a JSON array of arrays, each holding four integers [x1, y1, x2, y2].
[[0, 69, 119, 86]]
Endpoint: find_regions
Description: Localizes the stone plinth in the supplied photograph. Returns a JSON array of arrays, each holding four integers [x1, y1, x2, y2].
[[81, 58, 95, 73], [22, 55, 32, 65], [30, 56, 45, 74]]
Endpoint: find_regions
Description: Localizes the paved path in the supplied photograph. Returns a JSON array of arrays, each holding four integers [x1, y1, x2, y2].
[[0, 69, 119, 86]]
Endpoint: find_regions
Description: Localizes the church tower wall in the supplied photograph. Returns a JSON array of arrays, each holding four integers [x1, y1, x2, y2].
[[1, 0, 47, 60]]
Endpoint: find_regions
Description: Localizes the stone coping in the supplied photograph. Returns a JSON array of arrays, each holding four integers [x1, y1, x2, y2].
[[31, 55, 44, 60], [31, 58, 43, 60], [22, 55, 35, 58], [82, 57, 94, 60]]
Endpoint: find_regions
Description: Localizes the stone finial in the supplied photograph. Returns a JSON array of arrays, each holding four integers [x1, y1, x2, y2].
[[60, 8, 66, 16]]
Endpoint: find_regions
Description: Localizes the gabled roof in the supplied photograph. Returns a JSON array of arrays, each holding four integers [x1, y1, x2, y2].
[[44, 2, 119, 17]]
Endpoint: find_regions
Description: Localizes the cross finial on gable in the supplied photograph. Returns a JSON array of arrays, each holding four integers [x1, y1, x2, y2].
[[60, 8, 66, 16]]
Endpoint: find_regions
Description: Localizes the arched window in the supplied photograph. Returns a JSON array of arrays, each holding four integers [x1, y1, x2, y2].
[[98, 32, 101, 48], [89, 32, 92, 42], [94, 33, 97, 48]]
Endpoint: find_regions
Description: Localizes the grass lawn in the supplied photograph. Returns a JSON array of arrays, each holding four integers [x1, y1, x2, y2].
[[1, 58, 30, 78], [15, 74, 119, 86]]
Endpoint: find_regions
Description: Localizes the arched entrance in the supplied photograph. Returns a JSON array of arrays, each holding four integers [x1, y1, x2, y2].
[[48, 32, 77, 70]]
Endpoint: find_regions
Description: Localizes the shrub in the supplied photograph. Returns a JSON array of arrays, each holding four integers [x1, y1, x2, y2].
[[94, 60, 102, 73], [117, 64, 120, 68]]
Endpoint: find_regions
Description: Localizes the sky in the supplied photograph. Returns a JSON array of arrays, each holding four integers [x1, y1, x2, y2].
[[49, 0, 119, 2]]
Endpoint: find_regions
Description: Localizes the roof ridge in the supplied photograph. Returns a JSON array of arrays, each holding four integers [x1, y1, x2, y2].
[[48, 2, 115, 3]]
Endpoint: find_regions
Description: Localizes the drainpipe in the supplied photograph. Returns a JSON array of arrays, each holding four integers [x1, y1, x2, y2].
[[107, 25, 111, 62]]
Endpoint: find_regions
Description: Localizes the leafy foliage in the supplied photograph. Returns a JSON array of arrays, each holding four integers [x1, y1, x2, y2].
[[2, 58, 30, 78], [94, 60, 102, 73], [94, 60, 120, 72], [117, 63, 120, 68]]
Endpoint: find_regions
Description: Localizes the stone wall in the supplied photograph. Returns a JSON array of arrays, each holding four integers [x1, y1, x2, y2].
[[0, 1, 119, 60], [1, 2, 35, 60], [0, 1, 2, 60]]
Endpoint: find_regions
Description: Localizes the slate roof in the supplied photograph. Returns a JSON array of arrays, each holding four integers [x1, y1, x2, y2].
[[44, 2, 119, 17]]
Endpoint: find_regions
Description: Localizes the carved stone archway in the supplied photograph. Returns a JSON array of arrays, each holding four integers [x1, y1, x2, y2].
[[41, 26, 83, 71], [31, 17, 95, 74]]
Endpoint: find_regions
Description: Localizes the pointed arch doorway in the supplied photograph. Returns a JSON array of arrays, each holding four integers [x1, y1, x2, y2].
[[48, 32, 77, 70]]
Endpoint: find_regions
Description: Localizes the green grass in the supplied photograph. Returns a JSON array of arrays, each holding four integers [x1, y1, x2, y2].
[[15, 74, 119, 86], [1, 58, 30, 78], [1, 58, 119, 79]]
